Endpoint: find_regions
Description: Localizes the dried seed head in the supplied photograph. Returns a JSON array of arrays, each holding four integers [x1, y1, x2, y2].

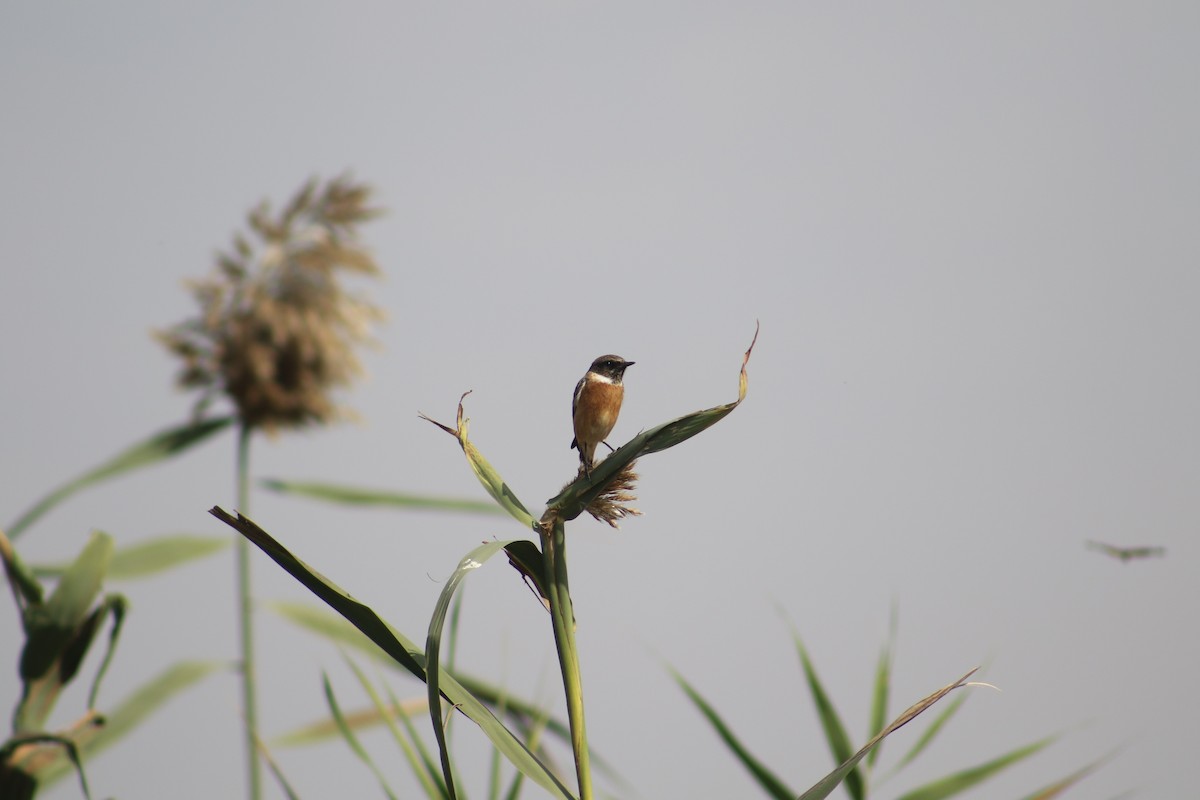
[[157, 176, 384, 432], [584, 460, 642, 528]]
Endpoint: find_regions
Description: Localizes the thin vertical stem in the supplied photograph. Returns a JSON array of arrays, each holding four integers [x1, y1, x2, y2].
[[235, 423, 262, 800], [539, 519, 592, 800]]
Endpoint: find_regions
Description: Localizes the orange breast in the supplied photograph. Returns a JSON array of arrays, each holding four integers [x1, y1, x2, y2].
[[572, 381, 624, 444]]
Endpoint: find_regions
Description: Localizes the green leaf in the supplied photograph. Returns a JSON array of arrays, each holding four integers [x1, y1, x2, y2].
[[545, 324, 757, 521], [671, 669, 795, 800], [425, 540, 517, 800], [31, 535, 229, 581], [896, 735, 1057, 800], [420, 395, 538, 530], [324, 672, 398, 800], [211, 507, 576, 800], [7, 416, 234, 540], [790, 630, 864, 800], [343, 657, 448, 799], [17, 532, 115, 731], [798, 669, 978, 800], [267, 599, 578, 747], [261, 479, 506, 516], [35, 660, 225, 787]]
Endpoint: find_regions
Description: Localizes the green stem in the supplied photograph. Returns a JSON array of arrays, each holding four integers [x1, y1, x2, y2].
[[539, 519, 592, 800], [235, 424, 262, 800]]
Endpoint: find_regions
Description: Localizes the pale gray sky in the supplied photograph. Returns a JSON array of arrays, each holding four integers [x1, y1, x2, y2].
[[3, 3, 1197, 798]]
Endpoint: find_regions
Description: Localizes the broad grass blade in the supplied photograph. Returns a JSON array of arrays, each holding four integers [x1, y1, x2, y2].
[[896, 735, 1056, 800], [797, 668, 978, 800], [426, 540, 518, 800], [35, 660, 224, 787], [420, 394, 537, 530], [31, 534, 229, 581], [671, 669, 795, 800], [324, 673, 399, 800], [261, 479, 505, 516], [546, 324, 757, 521], [7, 416, 234, 540], [211, 508, 576, 799], [790, 632, 863, 800]]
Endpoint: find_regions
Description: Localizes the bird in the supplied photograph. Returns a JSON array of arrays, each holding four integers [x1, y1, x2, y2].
[[570, 354, 634, 475], [1085, 540, 1167, 563]]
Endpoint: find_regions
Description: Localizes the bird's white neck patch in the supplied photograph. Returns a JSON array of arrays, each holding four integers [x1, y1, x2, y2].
[[588, 372, 616, 384]]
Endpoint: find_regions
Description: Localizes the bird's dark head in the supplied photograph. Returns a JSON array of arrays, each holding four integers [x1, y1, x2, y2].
[[588, 355, 635, 383]]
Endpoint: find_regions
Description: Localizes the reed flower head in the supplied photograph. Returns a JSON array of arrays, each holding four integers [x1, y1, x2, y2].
[[158, 176, 384, 432], [584, 460, 641, 527]]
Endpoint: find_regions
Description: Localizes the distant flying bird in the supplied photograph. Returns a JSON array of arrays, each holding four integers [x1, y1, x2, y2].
[[570, 354, 634, 475], [1086, 540, 1167, 563]]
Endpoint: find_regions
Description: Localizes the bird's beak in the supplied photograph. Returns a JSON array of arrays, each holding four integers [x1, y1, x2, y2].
[[624, 361, 636, 367]]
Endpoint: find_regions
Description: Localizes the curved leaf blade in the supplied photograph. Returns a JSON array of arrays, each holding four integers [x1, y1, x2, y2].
[[420, 395, 537, 530], [211, 507, 575, 799], [425, 540, 516, 800], [8, 416, 234, 540]]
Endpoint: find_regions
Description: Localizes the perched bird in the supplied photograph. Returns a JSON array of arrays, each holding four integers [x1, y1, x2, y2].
[[1086, 540, 1167, 563], [571, 354, 635, 475]]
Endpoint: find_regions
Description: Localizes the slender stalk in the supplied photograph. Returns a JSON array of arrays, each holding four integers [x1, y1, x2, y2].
[[235, 423, 262, 800], [539, 518, 592, 800]]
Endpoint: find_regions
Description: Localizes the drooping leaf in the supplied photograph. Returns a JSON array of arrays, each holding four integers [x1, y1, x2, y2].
[[211, 507, 576, 800], [797, 669, 978, 800], [546, 323, 757, 521], [425, 540, 518, 800], [896, 735, 1057, 800], [671, 669, 795, 800], [7, 416, 234, 540], [31, 535, 229, 581], [503, 540, 550, 612], [260, 479, 505, 516], [420, 395, 537, 530]]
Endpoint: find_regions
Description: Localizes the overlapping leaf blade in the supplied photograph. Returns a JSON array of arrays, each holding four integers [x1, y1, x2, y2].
[[210, 507, 575, 799]]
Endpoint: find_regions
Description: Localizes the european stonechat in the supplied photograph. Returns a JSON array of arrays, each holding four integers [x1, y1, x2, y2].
[[571, 354, 635, 475]]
